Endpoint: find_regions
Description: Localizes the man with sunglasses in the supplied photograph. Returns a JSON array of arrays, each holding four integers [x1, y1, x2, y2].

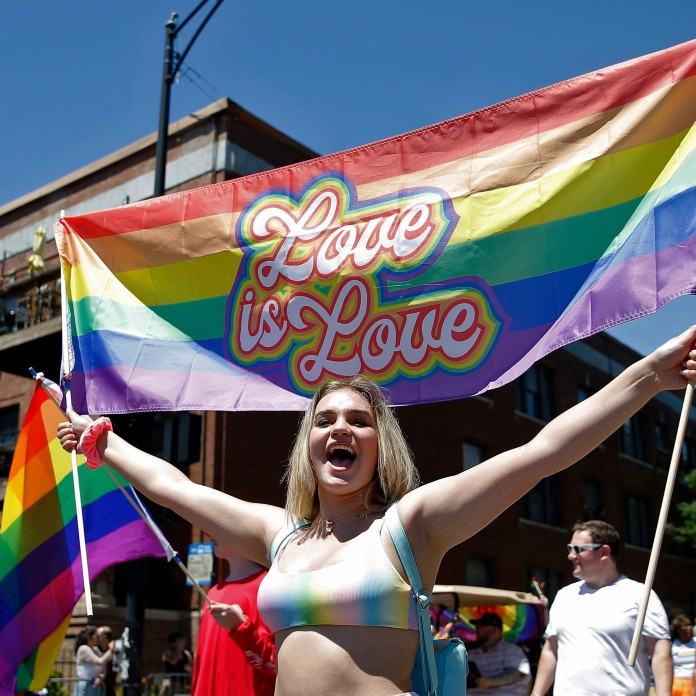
[[530, 520, 672, 696]]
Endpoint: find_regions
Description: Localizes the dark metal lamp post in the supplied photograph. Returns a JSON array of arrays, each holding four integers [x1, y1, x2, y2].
[[153, 0, 224, 197]]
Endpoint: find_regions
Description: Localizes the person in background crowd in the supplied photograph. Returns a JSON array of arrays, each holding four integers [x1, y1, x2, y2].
[[160, 632, 193, 696], [670, 615, 696, 696], [531, 520, 672, 696], [95, 626, 116, 696], [467, 612, 531, 695], [192, 542, 276, 695], [161, 631, 193, 674], [74, 625, 113, 696]]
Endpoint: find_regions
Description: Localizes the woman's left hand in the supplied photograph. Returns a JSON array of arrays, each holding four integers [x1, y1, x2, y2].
[[645, 323, 696, 390]]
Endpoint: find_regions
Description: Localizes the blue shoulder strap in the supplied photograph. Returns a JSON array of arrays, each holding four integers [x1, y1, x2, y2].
[[385, 503, 438, 696], [269, 519, 311, 564]]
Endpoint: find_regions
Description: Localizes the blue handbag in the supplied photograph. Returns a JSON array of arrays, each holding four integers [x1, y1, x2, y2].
[[386, 504, 468, 696]]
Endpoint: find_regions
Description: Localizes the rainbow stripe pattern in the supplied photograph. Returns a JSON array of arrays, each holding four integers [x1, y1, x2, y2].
[[12, 616, 71, 693], [57, 39, 696, 413], [0, 382, 167, 693], [258, 528, 418, 633], [432, 605, 545, 644]]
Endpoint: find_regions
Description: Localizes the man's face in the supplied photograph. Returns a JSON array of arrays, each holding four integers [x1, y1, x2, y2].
[[96, 629, 111, 648], [476, 624, 501, 647], [567, 530, 605, 582]]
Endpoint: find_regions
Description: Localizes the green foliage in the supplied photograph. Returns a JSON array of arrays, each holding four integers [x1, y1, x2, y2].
[[46, 670, 69, 696], [667, 469, 696, 549]]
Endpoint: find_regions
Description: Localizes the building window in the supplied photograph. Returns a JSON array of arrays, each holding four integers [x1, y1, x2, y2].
[[654, 421, 670, 452], [527, 567, 565, 603], [462, 441, 485, 470], [466, 557, 493, 587], [152, 412, 201, 466], [114, 412, 202, 468], [577, 386, 592, 403], [625, 495, 652, 548], [0, 405, 20, 506], [582, 481, 604, 520], [522, 475, 561, 527], [620, 415, 646, 461], [682, 438, 696, 471], [516, 364, 554, 421]]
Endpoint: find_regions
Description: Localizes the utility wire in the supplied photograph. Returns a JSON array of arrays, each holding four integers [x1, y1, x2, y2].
[[178, 63, 224, 103]]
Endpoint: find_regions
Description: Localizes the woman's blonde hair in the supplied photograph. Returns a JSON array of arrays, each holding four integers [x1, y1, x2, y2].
[[284, 375, 419, 520]]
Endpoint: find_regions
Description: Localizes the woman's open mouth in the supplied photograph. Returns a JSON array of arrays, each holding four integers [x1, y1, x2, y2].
[[327, 444, 357, 467]]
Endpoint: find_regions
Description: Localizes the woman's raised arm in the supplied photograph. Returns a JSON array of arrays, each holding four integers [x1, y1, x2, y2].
[[57, 409, 285, 565], [400, 323, 696, 567]]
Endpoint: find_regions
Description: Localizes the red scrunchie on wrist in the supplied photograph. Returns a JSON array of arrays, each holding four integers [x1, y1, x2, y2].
[[79, 417, 113, 470]]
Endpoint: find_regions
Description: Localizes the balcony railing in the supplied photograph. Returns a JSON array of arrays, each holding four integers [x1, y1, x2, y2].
[[0, 275, 62, 335]]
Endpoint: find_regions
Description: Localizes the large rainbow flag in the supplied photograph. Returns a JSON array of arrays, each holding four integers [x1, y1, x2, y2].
[[57, 39, 696, 414], [0, 381, 169, 694]]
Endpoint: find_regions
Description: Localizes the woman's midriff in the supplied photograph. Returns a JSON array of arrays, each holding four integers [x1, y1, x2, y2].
[[273, 625, 419, 696]]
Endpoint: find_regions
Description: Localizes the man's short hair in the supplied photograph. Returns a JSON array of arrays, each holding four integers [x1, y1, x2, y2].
[[572, 519, 621, 558]]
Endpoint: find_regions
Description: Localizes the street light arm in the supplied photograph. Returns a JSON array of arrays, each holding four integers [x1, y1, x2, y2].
[[171, 0, 224, 81], [176, 0, 215, 33], [154, 0, 225, 197]]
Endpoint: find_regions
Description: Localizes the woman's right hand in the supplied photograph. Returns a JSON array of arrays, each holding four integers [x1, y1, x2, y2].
[[56, 408, 94, 453]]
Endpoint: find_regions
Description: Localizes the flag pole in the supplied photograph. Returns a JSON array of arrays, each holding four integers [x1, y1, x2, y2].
[[173, 557, 214, 603], [30, 368, 213, 605], [100, 467, 213, 604], [57, 233, 94, 616], [628, 383, 694, 666]]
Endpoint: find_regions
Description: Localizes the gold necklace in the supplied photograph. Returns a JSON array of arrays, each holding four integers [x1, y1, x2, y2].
[[322, 505, 368, 535]]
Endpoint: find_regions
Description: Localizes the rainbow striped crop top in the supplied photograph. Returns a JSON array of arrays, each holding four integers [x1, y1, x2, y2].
[[257, 518, 419, 633]]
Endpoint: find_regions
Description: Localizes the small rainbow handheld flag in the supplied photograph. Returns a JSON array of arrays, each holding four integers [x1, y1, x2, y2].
[[0, 381, 169, 693], [57, 39, 696, 413]]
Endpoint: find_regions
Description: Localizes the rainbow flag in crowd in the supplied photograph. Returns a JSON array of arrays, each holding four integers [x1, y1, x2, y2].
[[57, 39, 696, 414], [432, 604, 545, 644], [0, 381, 170, 694]]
